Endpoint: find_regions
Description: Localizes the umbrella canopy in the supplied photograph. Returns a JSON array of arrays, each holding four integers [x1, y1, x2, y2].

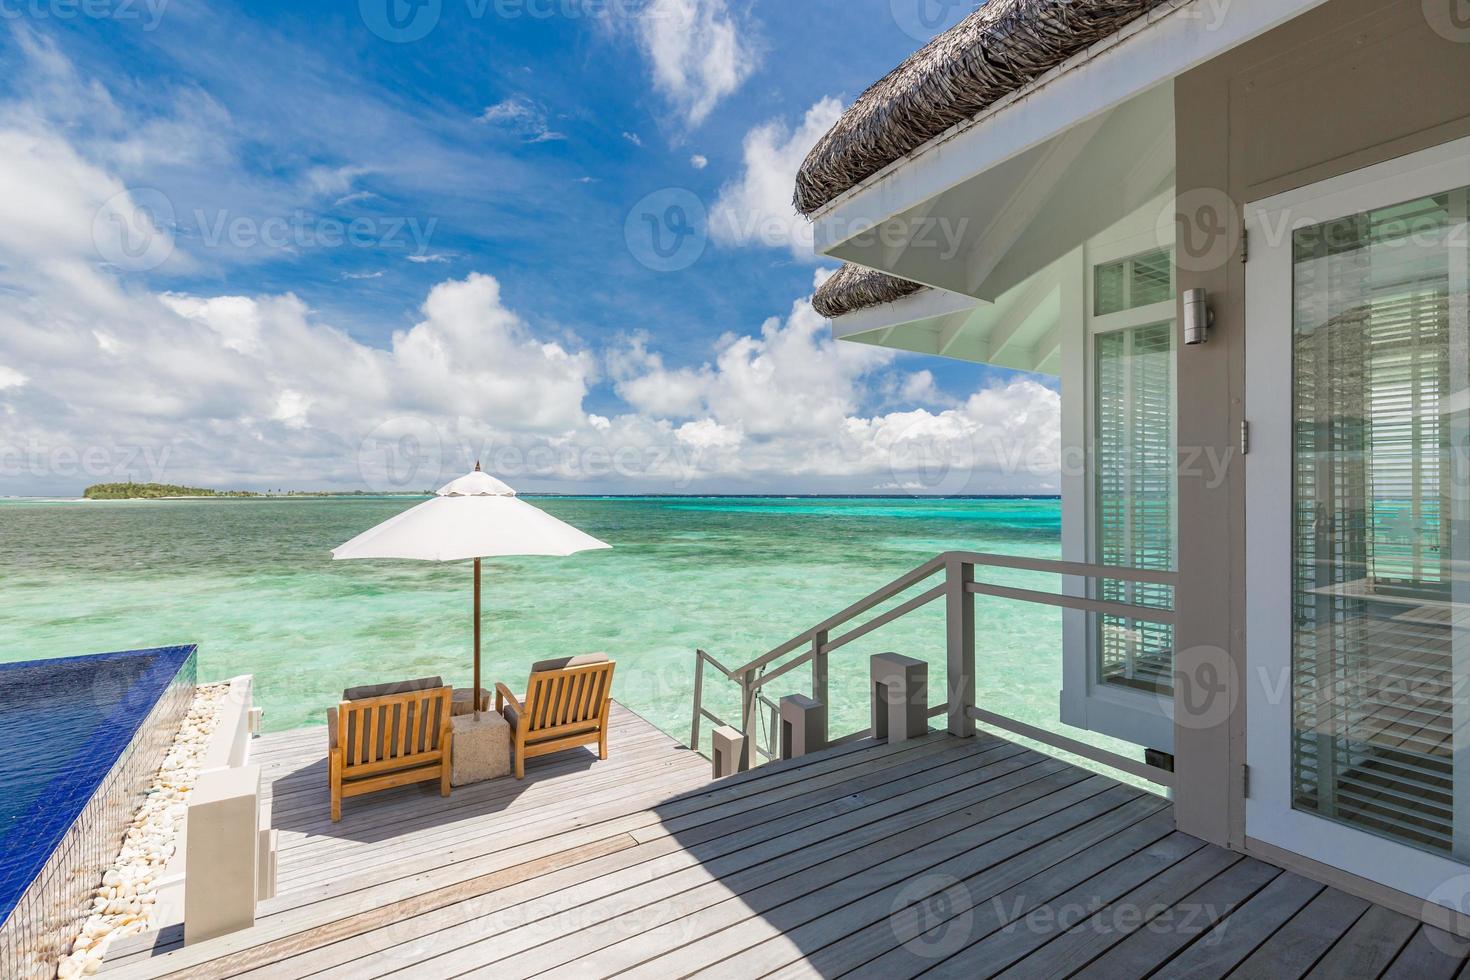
[[332, 467, 611, 715], [332, 471, 610, 562]]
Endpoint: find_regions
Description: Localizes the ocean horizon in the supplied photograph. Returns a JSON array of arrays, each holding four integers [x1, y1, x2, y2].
[[0, 494, 1121, 760]]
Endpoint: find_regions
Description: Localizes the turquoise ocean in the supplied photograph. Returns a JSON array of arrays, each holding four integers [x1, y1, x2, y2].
[[0, 496, 1110, 758]]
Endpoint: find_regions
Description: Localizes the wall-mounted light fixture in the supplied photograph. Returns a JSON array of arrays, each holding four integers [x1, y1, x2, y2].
[[1183, 288, 1214, 346]]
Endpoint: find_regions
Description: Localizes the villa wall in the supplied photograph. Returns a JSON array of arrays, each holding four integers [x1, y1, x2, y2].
[[1172, 0, 1470, 873]]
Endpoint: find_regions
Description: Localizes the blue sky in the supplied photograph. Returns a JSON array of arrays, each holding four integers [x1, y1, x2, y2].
[[0, 0, 1060, 495]]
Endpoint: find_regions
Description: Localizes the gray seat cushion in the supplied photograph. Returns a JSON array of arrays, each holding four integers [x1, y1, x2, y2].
[[343, 676, 444, 702], [529, 653, 609, 673]]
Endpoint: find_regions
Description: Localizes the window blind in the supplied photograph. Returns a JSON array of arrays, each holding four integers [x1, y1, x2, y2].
[[1290, 187, 1467, 858], [1095, 321, 1176, 694]]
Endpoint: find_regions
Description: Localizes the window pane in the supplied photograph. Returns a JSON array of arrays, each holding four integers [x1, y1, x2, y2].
[[1094, 248, 1174, 316], [1095, 321, 1177, 694], [1130, 249, 1174, 307], [1096, 261, 1127, 316], [1291, 184, 1470, 859]]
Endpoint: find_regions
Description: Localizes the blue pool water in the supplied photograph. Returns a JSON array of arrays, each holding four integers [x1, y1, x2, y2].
[[0, 646, 196, 926]]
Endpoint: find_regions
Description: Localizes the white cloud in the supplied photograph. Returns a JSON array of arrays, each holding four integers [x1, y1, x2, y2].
[[634, 0, 759, 127], [406, 253, 451, 264], [622, 132, 643, 147], [341, 270, 384, 280], [0, 114, 1060, 496], [901, 370, 944, 406], [690, 154, 708, 170], [478, 97, 566, 143], [710, 97, 844, 259]]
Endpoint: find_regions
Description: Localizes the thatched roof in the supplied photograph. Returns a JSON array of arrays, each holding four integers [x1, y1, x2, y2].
[[795, 0, 1169, 216], [813, 263, 928, 319]]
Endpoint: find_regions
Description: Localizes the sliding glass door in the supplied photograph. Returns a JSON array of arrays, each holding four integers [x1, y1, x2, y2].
[[1247, 138, 1470, 904]]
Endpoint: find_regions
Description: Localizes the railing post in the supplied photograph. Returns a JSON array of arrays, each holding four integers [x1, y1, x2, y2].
[[811, 629, 829, 748], [739, 674, 756, 770], [690, 650, 705, 751], [946, 556, 976, 737]]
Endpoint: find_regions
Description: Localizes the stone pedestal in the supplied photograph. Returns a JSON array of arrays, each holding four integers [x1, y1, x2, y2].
[[779, 694, 824, 760], [451, 711, 511, 786], [452, 687, 491, 717], [871, 653, 928, 744], [711, 725, 747, 779]]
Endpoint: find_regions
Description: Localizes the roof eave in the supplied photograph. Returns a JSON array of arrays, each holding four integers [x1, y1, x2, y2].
[[808, 0, 1331, 257]]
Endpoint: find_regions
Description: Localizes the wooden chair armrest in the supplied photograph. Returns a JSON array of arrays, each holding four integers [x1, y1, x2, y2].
[[495, 683, 522, 715], [327, 706, 340, 751]]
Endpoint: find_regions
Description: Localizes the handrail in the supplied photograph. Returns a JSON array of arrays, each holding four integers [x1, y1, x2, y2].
[[730, 550, 1175, 683], [689, 549, 1179, 787]]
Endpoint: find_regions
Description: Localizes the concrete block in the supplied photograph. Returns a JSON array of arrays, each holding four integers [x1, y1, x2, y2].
[[779, 694, 825, 760], [452, 687, 491, 717], [871, 653, 928, 743], [185, 765, 261, 945], [712, 725, 747, 779], [451, 711, 511, 785]]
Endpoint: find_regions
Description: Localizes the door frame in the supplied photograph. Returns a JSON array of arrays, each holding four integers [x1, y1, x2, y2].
[[1244, 134, 1470, 908]]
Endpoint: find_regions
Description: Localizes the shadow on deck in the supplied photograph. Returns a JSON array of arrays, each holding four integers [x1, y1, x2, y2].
[[103, 703, 1470, 979]]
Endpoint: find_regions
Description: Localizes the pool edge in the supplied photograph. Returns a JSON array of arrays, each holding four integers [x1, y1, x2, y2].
[[0, 647, 197, 980]]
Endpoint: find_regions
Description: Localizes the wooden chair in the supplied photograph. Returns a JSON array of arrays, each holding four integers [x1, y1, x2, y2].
[[496, 655, 616, 779], [328, 677, 454, 822]]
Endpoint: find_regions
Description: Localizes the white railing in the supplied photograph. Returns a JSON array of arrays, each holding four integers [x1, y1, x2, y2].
[[690, 550, 1178, 787]]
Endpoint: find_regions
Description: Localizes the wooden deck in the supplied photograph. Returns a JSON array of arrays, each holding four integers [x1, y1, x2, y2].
[[102, 702, 1470, 979]]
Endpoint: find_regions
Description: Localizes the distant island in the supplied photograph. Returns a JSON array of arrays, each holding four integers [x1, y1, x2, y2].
[[83, 483, 260, 500]]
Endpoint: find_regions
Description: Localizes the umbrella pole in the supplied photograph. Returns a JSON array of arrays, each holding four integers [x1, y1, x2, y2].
[[473, 558, 482, 721]]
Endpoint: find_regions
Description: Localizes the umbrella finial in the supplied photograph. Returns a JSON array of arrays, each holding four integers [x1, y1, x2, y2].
[[475, 460, 481, 472]]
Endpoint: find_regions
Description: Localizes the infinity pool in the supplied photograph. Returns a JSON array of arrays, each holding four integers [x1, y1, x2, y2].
[[0, 647, 196, 931]]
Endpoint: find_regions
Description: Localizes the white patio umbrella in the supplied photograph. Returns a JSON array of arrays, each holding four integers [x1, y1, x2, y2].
[[332, 465, 611, 716]]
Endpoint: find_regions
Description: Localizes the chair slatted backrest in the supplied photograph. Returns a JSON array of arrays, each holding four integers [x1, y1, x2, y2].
[[342, 687, 450, 768], [526, 662, 615, 734]]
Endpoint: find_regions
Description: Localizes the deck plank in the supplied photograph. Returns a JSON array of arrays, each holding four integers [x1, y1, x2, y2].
[[369, 755, 1089, 977], [1380, 925, 1470, 980], [1305, 904, 1420, 979], [246, 739, 1024, 979], [1150, 870, 1325, 979], [98, 706, 1470, 980], [1224, 887, 1371, 980], [836, 806, 1181, 980]]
